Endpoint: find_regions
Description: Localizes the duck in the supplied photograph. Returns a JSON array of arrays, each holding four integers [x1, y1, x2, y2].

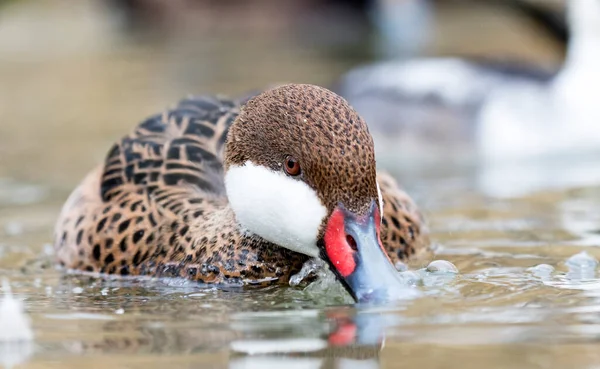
[[53, 84, 430, 303], [336, 0, 600, 164]]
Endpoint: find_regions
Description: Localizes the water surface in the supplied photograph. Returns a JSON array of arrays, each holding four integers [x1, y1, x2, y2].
[[3, 1, 600, 368]]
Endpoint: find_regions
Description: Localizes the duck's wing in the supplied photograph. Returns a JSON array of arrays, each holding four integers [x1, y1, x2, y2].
[[100, 95, 247, 205], [54, 94, 253, 274], [377, 171, 430, 265]]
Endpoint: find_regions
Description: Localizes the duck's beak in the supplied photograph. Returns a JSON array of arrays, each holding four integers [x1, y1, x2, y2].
[[323, 201, 405, 303]]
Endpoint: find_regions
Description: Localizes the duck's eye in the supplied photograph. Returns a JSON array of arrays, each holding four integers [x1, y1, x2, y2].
[[284, 156, 301, 176]]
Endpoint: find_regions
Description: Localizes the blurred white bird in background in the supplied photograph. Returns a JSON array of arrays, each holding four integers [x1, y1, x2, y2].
[[338, 0, 600, 166]]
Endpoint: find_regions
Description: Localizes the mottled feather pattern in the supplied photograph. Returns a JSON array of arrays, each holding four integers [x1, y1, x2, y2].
[[54, 90, 429, 286], [55, 94, 304, 284], [100, 95, 240, 202], [377, 172, 430, 263]]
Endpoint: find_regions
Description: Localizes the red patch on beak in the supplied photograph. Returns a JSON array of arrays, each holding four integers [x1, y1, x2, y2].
[[328, 321, 357, 346], [324, 208, 356, 277]]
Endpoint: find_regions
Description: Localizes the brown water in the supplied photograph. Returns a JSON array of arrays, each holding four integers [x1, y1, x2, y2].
[[4, 1, 600, 368]]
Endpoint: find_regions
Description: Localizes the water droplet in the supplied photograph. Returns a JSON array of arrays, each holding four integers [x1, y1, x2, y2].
[[566, 251, 598, 269], [398, 271, 421, 285], [72, 287, 83, 294], [527, 264, 555, 278], [289, 259, 326, 287], [566, 251, 598, 280], [426, 260, 459, 274], [395, 261, 408, 272]]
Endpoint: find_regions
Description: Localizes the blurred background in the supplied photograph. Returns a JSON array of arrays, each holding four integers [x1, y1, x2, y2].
[[0, 0, 569, 191], [8, 1, 600, 369]]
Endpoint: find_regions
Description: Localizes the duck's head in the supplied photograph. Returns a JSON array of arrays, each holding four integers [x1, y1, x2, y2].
[[224, 84, 404, 303]]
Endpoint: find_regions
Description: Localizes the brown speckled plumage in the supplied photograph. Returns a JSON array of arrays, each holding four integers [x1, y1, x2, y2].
[[54, 84, 429, 286], [377, 172, 429, 263], [226, 84, 378, 215]]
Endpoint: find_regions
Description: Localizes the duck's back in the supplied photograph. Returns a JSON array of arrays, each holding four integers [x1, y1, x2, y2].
[[54, 95, 248, 276], [102, 96, 245, 201]]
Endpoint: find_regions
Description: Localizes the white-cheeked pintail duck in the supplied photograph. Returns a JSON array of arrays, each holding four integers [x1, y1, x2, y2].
[[54, 84, 429, 303]]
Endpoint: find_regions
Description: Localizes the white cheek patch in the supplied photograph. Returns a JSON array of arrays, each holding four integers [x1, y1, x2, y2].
[[225, 161, 327, 258]]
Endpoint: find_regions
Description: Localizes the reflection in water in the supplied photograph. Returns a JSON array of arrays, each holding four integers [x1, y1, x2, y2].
[[230, 357, 325, 369], [229, 356, 380, 369], [5, 0, 600, 368], [43, 282, 392, 367], [0, 342, 33, 369], [0, 280, 34, 369]]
